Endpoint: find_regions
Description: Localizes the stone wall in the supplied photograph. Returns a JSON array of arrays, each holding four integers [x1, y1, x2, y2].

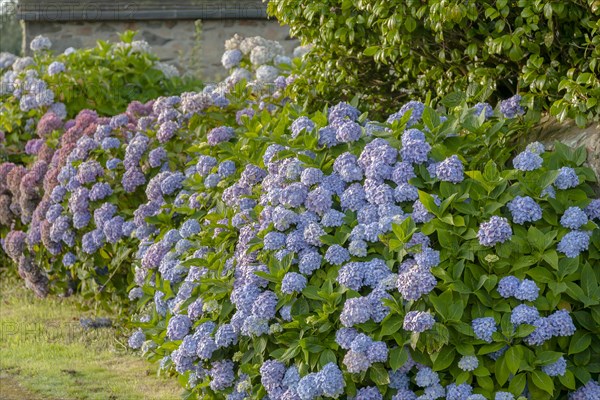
[[22, 19, 298, 81], [534, 116, 600, 194]]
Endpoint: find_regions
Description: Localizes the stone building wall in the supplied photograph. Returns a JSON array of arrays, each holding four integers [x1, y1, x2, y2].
[[22, 19, 298, 81], [534, 116, 600, 194]]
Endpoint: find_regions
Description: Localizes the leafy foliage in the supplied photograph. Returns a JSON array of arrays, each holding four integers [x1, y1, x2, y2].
[[269, 0, 600, 125]]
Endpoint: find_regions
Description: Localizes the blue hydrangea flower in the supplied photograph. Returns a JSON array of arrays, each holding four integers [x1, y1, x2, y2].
[[209, 360, 235, 391], [541, 356, 567, 377], [291, 116, 315, 138], [526, 141, 545, 154], [316, 363, 345, 398], [281, 272, 307, 294], [297, 373, 323, 400], [477, 216, 512, 246], [325, 245, 350, 265], [336, 120, 362, 143], [305, 187, 333, 215], [148, 147, 167, 168], [167, 314, 192, 341], [436, 155, 464, 183], [557, 230, 590, 258], [340, 297, 371, 327], [510, 304, 540, 325], [415, 367, 439, 388], [499, 95, 524, 118], [507, 196, 543, 224], [514, 279, 539, 301], [264, 231, 286, 250], [446, 383, 473, 400], [472, 317, 496, 342], [585, 199, 600, 221], [524, 317, 554, 346], [458, 356, 479, 372], [318, 126, 338, 147], [62, 252, 76, 266], [414, 247, 440, 268], [396, 262, 437, 301], [513, 150, 543, 171], [403, 311, 435, 333], [555, 167, 579, 189], [494, 392, 515, 400], [497, 275, 520, 298], [548, 309, 576, 336], [387, 101, 425, 127], [89, 182, 113, 202], [299, 251, 322, 275], [472, 102, 493, 119], [401, 140, 431, 164], [128, 328, 145, 349], [560, 206, 588, 229], [335, 327, 359, 349]]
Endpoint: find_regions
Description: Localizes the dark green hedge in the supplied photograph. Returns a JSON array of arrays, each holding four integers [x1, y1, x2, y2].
[[269, 0, 600, 124]]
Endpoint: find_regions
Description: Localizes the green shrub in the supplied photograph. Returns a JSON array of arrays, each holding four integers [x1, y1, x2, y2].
[[269, 0, 600, 125], [0, 31, 201, 165], [127, 98, 599, 399]]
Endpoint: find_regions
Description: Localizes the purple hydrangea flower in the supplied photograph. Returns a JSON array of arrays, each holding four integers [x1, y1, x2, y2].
[[207, 126, 235, 146]]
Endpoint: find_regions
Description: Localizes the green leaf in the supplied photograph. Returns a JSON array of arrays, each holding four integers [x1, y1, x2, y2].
[[381, 315, 404, 337], [558, 370, 576, 389], [505, 346, 523, 374], [319, 349, 337, 367], [432, 346, 455, 371], [568, 331, 591, 355], [536, 351, 563, 366], [369, 363, 390, 385], [531, 370, 555, 394], [389, 346, 409, 371], [363, 46, 379, 56], [405, 16, 417, 33], [509, 373, 527, 397]]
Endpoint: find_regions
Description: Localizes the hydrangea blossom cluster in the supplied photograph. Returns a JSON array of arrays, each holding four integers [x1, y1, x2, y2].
[[118, 95, 598, 399]]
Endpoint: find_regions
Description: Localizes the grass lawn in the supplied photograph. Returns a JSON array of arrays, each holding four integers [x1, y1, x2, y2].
[[0, 269, 182, 400]]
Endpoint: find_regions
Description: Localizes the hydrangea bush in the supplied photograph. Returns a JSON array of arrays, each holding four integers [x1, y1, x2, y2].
[[0, 31, 198, 166], [1, 34, 297, 304], [126, 96, 599, 399]]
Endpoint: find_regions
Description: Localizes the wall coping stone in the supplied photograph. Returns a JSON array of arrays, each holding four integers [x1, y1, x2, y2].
[[18, 0, 268, 21]]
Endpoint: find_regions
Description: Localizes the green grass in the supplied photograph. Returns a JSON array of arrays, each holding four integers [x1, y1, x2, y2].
[[0, 270, 182, 400]]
